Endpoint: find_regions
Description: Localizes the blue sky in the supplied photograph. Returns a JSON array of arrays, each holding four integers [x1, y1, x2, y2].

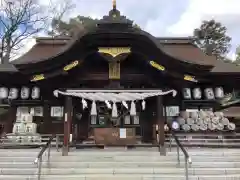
[[17, 0, 240, 60]]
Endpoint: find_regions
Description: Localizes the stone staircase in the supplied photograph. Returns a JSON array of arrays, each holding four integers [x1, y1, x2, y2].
[[0, 148, 240, 180]]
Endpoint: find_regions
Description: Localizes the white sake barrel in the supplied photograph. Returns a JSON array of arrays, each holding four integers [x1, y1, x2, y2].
[[182, 124, 191, 131], [227, 123, 236, 131], [203, 117, 211, 125], [191, 124, 199, 131], [25, 123, 37, 134], [200, 124, 208, 131], [13, 123, 25, 134], [214, 112, 223, 118], [208, 123, 216, 131], [216, 123, 224, 131], [186, 118, 195, 125], [177, 117, 185, 125], [196, 118, 203, 125], [180, 111, 189, 119], [211, 117, 220, 125], [199, 110, 206, 119], [190, 111, 198, 119], [221, 118, 229, 126]]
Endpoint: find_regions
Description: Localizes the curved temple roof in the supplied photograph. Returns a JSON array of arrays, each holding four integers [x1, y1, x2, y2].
[[2, 2, 240, 75]]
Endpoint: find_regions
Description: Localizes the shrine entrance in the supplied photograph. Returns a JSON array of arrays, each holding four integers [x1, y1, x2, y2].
[[54, 89, 177, 150]]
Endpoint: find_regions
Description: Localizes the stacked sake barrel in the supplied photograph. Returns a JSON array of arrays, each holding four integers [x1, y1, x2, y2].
[[177, 110, 236, 132]]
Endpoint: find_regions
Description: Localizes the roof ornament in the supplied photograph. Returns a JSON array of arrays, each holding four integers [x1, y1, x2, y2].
[[113, 0, 116, 10]]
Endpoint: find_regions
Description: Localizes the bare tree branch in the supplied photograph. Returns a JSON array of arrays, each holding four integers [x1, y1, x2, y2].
[[0, 0, 48, 62]]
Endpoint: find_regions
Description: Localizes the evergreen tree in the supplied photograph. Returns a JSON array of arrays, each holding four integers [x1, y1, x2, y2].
[[194, 19, 231, 60]]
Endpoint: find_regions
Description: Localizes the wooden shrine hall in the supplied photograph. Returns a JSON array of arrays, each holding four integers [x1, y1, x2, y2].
[[1, 1, 240, 154]]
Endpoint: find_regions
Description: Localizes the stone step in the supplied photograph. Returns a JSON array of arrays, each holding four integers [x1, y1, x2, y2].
[[0, 155, 239, 162], [1, 167, 240, 175], [1, 161, 240, 168], [0, 148, 240, 153], [1, 174, 240, 180]]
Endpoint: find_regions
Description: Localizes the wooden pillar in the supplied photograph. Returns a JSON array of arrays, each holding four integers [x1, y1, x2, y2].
[[157, 95, 166, 155], [62, 96, 72, 156], [43, 102, 51, 134]]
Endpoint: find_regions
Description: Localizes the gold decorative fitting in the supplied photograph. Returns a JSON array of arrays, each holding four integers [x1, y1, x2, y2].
[[149, 61, 165, 71], [31, 74, 45, 82], [113, 0, 116, 9], [98, 47, 131, 57], [184, 75, 198, 82], [63, 60, 79, 71]]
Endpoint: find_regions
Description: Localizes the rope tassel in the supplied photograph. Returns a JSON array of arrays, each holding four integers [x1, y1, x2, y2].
[[130, 101, 136, 116], [142, 100, 146, 110], [122, 101, 128, 109], [112, 102, 118, 117], [82, 99, 88, 109], [90, 101, 97, 115], [105, 100, 112, 109]]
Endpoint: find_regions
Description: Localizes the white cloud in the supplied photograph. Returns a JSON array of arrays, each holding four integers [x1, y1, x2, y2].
[[10, 0, 240, 61], [168, 0, 240, 60], [168, 0, 240, 35]]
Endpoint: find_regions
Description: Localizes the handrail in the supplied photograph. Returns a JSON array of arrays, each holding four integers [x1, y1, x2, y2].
[[168, 125, 191, 180], [34, 135, 55, 180]]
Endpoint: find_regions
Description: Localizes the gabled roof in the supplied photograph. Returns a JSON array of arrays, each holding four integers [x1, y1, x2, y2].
[[211, 60, 240, 73], [0, 63, 18, 72], [11, 36, 217, 67]]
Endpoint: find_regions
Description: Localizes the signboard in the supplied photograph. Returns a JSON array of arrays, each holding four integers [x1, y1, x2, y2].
[[166, 106, 180, 117], [109, 62, 120, 79], [119, 128, 127, 138]]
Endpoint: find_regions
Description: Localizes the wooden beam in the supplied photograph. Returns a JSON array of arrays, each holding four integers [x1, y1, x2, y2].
[[62, 96, 72, 156]]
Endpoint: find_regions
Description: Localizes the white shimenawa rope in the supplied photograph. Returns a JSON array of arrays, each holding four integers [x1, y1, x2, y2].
[[53, 90, 177, 102]]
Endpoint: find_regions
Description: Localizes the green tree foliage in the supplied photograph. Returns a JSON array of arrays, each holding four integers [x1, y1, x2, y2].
[[49, 15, 141, 37], [193, 19, 231, 60], [235, 46, 240, 62], [49, 16, 98, 36]]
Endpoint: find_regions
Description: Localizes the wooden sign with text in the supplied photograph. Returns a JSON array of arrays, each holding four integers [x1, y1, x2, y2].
[[109, 62, 120, 79]]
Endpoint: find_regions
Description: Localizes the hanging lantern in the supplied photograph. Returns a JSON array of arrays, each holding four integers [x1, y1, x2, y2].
[[182, 88, 191, 99], [215, 87, 224, 99], [0, 87, 8, 99], [193, 88, 202, 99], [204, 88, 215, 100], [130, 101, 136, 116], [112, 102, 118, 117], [31, 87, 40, 99], [21, 87, 30, 99], [8, 88, 18, 99], [90, 101, 97, 115]]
